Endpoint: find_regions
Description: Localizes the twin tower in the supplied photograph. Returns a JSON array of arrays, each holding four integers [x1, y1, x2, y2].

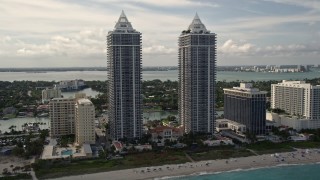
[[107, 11, 216, 140]]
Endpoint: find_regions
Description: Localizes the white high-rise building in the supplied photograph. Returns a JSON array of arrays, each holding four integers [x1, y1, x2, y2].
[[49, 98, 75, 137], [42, 87, 61, 103], [75, 99, 95, 145], [271, 80, 320, 119]]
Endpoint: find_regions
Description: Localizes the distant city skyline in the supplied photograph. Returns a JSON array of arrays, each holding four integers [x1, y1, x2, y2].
[[1, 0, 319, 67]]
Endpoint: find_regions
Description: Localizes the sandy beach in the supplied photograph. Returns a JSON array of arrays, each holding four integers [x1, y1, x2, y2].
[[51, 148, 320, 180]]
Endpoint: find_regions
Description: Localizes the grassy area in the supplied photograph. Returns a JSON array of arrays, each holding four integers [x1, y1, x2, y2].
[[189, 148, 254, 161], [143, 106, 163, 112], [247, 141, 320, 155], [35, 150, 189, 179], [0, 173, 32, 180], [3, 114, 16, 119], [247, 141, 294, 154], [285, 141, 320, 149]]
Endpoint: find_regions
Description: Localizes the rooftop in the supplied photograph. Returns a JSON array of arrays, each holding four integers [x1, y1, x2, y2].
[[187, 13, 210, 34], [274, 80, 320, 89], [223, 83, 267, 94], [77, 98, 93, 105], [50, 97, 75, 101], [216, 119, 246, 127], [112, 10, 137, 33]]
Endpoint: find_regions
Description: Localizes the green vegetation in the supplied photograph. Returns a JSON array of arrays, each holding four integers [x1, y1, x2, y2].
[[247, 141, 294, 154], [33, 149, 189, 179], [58, 135, 75, 147], [286, 141, 320, 149], [85, 79, 290, 110], [189, 148, 253, 161], [1, 78, 320, 117], [12, 129, 49, 158], [143, 80, 178, 110], [246, 141, 320, 155], [270, 108, 287, 114], [300, 129, 320, 142], [0, 173, 32, 180], [3, 114, 17, 119], [144, 106, 162, 112], [0, 81, 55, 113]]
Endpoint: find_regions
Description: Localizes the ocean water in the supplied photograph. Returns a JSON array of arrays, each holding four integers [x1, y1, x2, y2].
[[171, 163, 320, 180]]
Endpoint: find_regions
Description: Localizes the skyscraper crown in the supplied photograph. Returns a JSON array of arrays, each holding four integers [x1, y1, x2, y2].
[[187, 13, 209, 33], [114, 10, 135, 32]]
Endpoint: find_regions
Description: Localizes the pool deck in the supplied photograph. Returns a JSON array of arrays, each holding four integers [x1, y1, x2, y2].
[[41, 139, 91, 160]]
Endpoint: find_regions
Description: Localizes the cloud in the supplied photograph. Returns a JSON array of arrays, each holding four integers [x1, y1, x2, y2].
[[263, 0, 320, 11], [0, 0, 319, 67], [220, 39, 320, 57], [16, 48, 36, 56], [92, 0, 219, 8], [0, 36, 12, 43], [143, 45, 175, 55], [220, 40, 255, 55], [213, 13, 320, 34], [12, 28, 105, 57]]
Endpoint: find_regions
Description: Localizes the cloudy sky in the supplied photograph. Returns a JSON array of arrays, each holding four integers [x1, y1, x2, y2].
[[0, 0, 319, 67]]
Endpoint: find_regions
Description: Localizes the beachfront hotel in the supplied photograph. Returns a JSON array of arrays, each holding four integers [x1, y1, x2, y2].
[[49, 98, 75, 137], [178, 13, 216, 134], [271, 80, 320, 119], [223, 83, 267, 135], [268, 80, 320, 130], [75, 98, 95, 145], [107, 11, 143, 140]]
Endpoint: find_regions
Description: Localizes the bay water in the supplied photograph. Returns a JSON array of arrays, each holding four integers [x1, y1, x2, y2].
[[0, 70, 319, 82]]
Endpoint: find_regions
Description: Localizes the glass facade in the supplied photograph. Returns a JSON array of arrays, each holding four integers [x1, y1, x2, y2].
[[178, 15, 216, 134], [224, 91, 266, 135], [107, 12, 142, 140]]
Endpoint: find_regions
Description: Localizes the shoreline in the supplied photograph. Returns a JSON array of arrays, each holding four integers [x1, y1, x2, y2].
[[158, 162, 320, 180], [51, 148, 320, 180]]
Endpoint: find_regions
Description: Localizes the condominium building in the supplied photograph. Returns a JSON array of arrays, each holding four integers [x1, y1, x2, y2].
[[271, 80, 320, 119], [49, 98, 75, 137], [107, 11, 142, 140], [75, 99, 95, 145], [224, 83, 267, 135], [42, 87, 61, 103], [178, 13, 216, 134], [55, 79, 86, 92]]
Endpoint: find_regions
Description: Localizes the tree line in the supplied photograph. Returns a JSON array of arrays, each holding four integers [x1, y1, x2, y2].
[[1, 77, 319, 114]]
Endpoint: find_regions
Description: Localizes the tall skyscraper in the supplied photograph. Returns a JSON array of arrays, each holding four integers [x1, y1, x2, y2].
[[75, 98, 95, 145], [49, 98, 75, 137], [224, 83, 267, 135], [271, 80, 320, 119], [178, 13, 216, 134], [107, 11, 142, 140]]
